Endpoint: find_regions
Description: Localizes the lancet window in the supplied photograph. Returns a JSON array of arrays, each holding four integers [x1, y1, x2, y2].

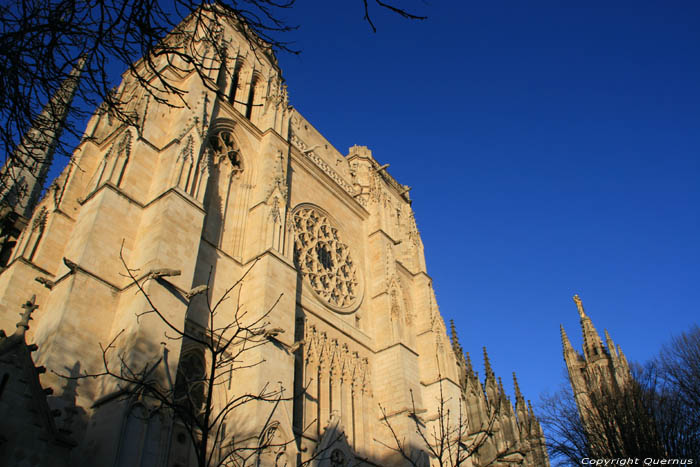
[[228, 62, 242, 105], [245, 75, 259, 120]]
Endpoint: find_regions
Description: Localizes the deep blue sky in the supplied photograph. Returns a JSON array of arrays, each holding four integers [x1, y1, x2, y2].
[[274, 1, 700, 408]]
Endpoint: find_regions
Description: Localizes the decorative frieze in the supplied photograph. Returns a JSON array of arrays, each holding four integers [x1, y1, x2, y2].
[[290, 133, 366, 206]]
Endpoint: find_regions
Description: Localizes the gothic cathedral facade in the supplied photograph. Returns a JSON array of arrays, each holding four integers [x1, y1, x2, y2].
[[0, 9, 548, 466]]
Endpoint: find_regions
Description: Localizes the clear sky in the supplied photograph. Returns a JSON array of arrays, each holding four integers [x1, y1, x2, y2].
[[273, 0, 700, 410]]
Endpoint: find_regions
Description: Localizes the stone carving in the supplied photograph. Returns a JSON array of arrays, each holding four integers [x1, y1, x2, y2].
[[31, 207, 48, 231], [290, 134, 367, 206], [293, 207, 361, 311], [209, 129, 242, 176], [330, 449, 346, 466], [304, 324, 369, 391]]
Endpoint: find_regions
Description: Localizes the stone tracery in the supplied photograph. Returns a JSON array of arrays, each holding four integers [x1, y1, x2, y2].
[[208, 129, 242, 175], [293, 207, 360, 311]]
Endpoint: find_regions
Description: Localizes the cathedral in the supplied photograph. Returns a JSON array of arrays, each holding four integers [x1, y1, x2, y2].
[[0, 7, 549, 466]]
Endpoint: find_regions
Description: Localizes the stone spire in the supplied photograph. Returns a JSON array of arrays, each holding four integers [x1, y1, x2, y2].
[[574, 294, 605, 361], [0, 56, 84, 219], [560, 324, 573, 352], [465, 351, 475, 379], [483, 346, 494, 380], [604, 329, 618, 359], [450, 320, 471, 391], [450, 319, 461, 353], [513, 372, 528, 428], [483, 347, 499, 404], [513, 372, 525, 405]]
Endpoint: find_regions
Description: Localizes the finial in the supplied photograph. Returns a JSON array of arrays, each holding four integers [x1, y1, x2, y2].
[[483, 347, 494, 379], [16, 295, 38, 336], [573, 294, 585, 319]]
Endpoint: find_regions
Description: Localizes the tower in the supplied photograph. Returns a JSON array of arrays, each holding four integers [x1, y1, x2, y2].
[[0, 7, 549, 466], [560, 294, 641, 456], [0, 57, 84, 267], [561, 294, 631, 409]]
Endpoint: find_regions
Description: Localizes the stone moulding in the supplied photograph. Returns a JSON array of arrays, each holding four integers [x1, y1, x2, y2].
[[290, 133, 366, 207]]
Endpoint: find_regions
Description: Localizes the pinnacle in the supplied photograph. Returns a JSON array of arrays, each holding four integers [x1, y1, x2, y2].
[[605, 329, 618, 358], [483, 346, 494, 379], [16, 295, 38, 336], [513, 372, 524, 402], [560, 324, 574, 352], [465, 351, 475, 379], [450, 319, 461, 353]]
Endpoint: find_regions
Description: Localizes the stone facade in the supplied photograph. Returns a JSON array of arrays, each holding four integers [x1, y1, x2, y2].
[[0, 8, 548, 466]]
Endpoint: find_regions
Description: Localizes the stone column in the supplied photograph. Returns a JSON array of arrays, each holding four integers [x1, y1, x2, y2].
[[341, 371, 352, 445], [304, 357, 319, 439], [318, 360, 330, 434]]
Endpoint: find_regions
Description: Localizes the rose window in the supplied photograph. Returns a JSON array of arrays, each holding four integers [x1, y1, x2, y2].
[[293, 207, 361, 311]]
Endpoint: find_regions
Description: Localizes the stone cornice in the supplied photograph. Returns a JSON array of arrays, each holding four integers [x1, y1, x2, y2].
[[289, 146, 369, 220], [374, 341, 419, 357]]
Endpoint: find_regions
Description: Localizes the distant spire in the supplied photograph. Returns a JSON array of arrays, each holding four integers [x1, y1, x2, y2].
[[16, 295, 38, 337], [0, 56, 85, 219], [574, 294, 605, 361]]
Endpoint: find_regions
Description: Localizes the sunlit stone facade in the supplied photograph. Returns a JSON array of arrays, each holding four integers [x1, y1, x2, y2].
[[0, 9, 548, 466]]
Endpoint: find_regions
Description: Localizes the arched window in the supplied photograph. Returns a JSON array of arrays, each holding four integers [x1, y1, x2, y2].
[[228, 62, 242, 105], [245, 75, 259, 120], [116, 405, 163, 467], [174, 345, 207, 420]]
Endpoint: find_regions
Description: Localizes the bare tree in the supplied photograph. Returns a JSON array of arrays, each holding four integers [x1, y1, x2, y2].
[[60, 251, 318, 467], [656, 325, 700, 460], [540, 340, 700, 466], [539, 370, 665, 466], [0, 0, 426, 210], [378, 378, 526, 467], [538, 384, 590, 466], [659, 325, 700, 416]]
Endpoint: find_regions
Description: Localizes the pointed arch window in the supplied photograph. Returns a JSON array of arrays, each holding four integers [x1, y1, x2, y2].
[[245, 75, 259, 120], [116, 405, 163, 467], [228, 62, 242, 105]]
